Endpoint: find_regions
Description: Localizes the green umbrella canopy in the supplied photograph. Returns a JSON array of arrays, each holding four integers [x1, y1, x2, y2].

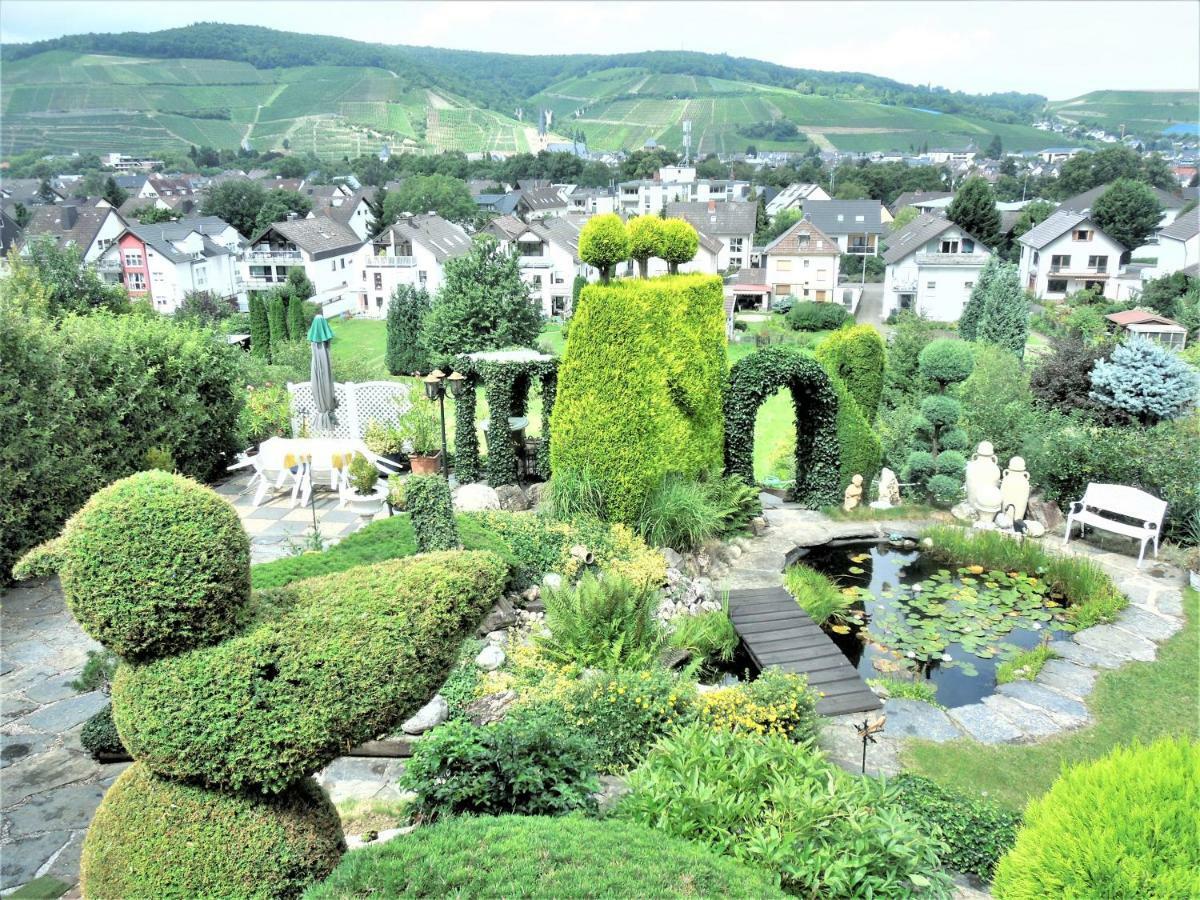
[[307, 315, 334, 343]]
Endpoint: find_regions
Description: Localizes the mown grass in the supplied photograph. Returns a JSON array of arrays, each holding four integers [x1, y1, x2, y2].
[[902, 588, 1198, 811]]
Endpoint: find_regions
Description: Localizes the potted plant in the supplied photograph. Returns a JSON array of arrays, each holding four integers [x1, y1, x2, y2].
[[345, 453, 387, 518], [363, 419, 406, 467], [398, 396, 442, 475]]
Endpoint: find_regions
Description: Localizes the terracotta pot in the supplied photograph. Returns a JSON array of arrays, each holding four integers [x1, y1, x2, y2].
[[409, 452, 441, 475]]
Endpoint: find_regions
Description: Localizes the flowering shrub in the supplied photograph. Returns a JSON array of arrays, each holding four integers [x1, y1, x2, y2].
[[696, 669, 819, 742], [238, 382, 290, 446]]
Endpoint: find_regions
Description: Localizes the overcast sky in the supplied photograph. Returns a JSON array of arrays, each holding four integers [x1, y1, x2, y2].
[[2, 1, 1197, 100]]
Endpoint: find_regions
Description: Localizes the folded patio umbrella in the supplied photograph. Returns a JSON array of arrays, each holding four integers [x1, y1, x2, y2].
[[307, 315, 338, 435]]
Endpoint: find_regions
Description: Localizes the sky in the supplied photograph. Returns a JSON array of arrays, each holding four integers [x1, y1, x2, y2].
[[1, 1, 1197, 100]]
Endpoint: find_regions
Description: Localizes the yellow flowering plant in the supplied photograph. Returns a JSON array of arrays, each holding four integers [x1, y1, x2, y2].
[[696, 669, 819, 743]]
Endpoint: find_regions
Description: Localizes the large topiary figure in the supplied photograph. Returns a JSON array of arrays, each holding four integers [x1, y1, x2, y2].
[[627, 215, 665, 277], [577, 213, 629, 282], [815, 324, 886, 423], [993, 737, 1198, 899], [58, 471, 249, 662], [551, 274, 726, 522], [385, 284, 432, 375], [34, 472, 506, 898], [903, 339, 974, 506], [1089, 337, 1198, 425], [82, 764, 345, 900]]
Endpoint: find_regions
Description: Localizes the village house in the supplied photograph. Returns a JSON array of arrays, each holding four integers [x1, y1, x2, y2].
[[1018, 208, 1126, 300], [882, 212, 993, 321], [488, 214, 595, 317], [21, 202, 127, 264], [764, 219, 841, 306], [765, 182, 831, 217], [802, 200, 891, 256], [1147, 210, 1200, 277], [890, 191, 954, 215], [565, 186, 617, 215], [308, 187, 373, 241], [356, 212, 472, 317], [665, 199, 757, 271], [242, 214, 363, 314], [100, 216, 244, 314]]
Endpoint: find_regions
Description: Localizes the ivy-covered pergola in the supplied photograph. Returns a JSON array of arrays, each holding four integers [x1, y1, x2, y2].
[[452, 349, 558, 487]]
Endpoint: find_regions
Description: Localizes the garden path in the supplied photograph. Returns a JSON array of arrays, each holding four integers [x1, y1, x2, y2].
[[722, 502, 1189, 776]]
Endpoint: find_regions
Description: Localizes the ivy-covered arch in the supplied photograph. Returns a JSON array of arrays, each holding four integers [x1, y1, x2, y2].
[[723, 345, 841, 507], [452, 350, 558, 487]]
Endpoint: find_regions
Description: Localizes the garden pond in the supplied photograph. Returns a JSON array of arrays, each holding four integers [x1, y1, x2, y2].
[[797, 540, 1074, 707]]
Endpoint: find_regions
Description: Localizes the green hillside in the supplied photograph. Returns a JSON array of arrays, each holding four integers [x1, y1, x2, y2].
[[1047, 90, 1200, 137], [0, 25, 1072, 158]]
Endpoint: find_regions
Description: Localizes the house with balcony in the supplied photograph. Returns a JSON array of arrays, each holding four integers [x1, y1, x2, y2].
[[310, 188, 373, 241], [763, 219, 841, 308], [565, 186, 617, 215], [665, 200, 757, 271], [356, 213, 472, 317], [20, 202, 127, 264], [1018, 209, 1126, 300], [99, 216, 243, 314], [487, 214, 594, 317], [801, 200, 890, 256], [516, 186, 569, 220], [882, 212, 993, 321], [243, 215, 363, 314]]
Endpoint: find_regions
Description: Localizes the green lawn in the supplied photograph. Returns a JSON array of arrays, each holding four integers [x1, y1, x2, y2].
[[328, 317, 394, 381], [901, 588, 1199, 811]]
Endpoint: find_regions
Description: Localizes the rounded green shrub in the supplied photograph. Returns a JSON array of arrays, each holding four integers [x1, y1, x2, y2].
[[939, 427, 969, 451], [920, 394, 962, 429], [60, 471, 249, 662], [918, 338, 974, 387], [993, 738, 1199, 899], [305, 815, 786, 899], [787, 300, 849, 331], [577, 213, 629, 279], [928, 474, 962, 507], [903, 450, 935, 484], [82, 763, 344, 900], [551, 275, 726, 522], [935, 450, 967, 479], [815, 324, 886, 423], [403, 474, 460, 552], [113, 551, 507, 792], [80, 703, 126, 760]]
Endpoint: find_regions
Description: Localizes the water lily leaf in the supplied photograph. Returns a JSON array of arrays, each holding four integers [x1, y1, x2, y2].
[[848, 566, 865, 575]]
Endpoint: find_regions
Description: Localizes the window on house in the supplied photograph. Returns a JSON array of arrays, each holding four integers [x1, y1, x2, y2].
[[855, 215, 865, 222], [1088, 255, 1108, 271], [1047, 278, 1068, 293], [331, 260, 336, 271], [777, 259, 792, 271], [926, 281, 936, 289], [1072, 229, 1093, 241], [419, 271, 427, 284], [899, 293, 914, 310], [194, 266, 206, 287], [1051, 254, 1070, 271], [729, 237, 744, 252], [341, 258, 347, 269], [123, 251, 143, 267], [963, 239, 975, 253], [803, 259, 810, 268], [152, 271, 164, 282], [774, 284, 791, 296], [531, 274, 542, 286], [374, 272, 383, 290], [964, 281, 974, 289], [127, 272, 146, 291], [940, 239, 960, 253], [375, 296, 383, 308], [1032, 250, 1039, 264]]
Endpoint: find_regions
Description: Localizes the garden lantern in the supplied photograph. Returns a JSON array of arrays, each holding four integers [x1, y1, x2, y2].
[[422, 370, 451, 476], [423, 369, 446, 401], [447, 370, 468, 398]]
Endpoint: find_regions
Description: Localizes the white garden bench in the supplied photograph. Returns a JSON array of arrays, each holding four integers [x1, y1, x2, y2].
[[1063, 483, 1167, 567]]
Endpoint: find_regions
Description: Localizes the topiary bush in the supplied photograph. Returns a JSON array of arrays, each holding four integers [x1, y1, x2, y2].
[[577, 213, 630, 281], [402, 474, 460, 552], [658, 218, 700, 274], [113, 551, 507, 792], [993, 737, 1198, 899], [82, 763, 345, 900], [305, 815, 787, 900], [787, 300, 849, 331], [815, 324, 886, 423], [619, 725, 952, 897], [384, 284, 431, 376], [551, 275, 726, 522], [80, 703, 126, 760], [919, 337, 975, 388], [399, 706, 600, 819], [904, 339, 975, 506], [723, 345, 841, 506], [58, 471, 250, 662], [829, 373, 883, 491], [889, 774, 1020, 880]]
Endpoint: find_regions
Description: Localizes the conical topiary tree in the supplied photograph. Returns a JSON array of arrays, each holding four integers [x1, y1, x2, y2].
[[385, 284, 431, 375], [248, 293, 271, 360], [267, 290, 288, 354], [958, 255, 999, 340], [976, 262, 1029, 358]]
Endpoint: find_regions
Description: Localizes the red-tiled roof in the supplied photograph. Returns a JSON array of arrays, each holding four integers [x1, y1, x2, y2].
[[1105, 310, 1183, 327]]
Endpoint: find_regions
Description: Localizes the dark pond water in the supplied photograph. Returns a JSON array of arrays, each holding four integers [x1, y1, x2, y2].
[[797, 540, 1068, 708]]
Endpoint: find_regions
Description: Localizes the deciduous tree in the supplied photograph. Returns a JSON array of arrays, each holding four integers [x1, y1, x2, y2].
[[1091, 178, 1163, 251]]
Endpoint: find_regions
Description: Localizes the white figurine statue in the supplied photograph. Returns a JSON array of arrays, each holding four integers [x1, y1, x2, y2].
[[1000, 456, 1031, 521], [965, 441, 1002, 517], [843, 474, 864, 511], [870, 467, 901, 509]]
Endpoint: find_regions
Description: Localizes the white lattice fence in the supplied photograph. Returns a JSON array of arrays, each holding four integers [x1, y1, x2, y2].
[[288, 381, 412, 440]]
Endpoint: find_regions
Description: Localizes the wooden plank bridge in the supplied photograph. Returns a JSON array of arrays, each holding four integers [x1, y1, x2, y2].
[[728, 586, 881, 717]]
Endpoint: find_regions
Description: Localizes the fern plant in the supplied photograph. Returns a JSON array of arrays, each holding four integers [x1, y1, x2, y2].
[[538, 573, 662, 670]]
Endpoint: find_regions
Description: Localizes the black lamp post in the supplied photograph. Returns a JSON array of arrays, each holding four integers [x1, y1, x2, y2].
[[423, 369, 469, 477]]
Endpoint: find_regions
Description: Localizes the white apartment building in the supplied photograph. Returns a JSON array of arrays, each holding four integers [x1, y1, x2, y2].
[[356, 213, 472, 317], [488, 214, 597, 317], [1018, 209, 1127, 300], [765, 182, 831, 216], [243, 215, 364, 314], [882, 212, 993, 321], [1147, 211, 1200, 278]]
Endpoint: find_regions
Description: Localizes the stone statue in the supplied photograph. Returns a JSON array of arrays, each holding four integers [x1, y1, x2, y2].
[[1000, 456, 1031, 521], [870, 467, 901, 509], [965, 441, 1002, 517], [843, 474, 864, 511]]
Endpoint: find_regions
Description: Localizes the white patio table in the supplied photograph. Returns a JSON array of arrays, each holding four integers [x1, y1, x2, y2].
[[257, 437, 375, 507]]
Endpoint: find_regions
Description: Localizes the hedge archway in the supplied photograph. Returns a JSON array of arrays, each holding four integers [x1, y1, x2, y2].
[[724, 346, 841, 507]]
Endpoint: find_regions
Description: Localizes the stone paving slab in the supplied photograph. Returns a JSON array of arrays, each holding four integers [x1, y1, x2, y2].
[[1114, 606, 1182, 642], [1072, 624, 1156, 662], [948, 703, 1024, 744], [13, 693, 108, 733], [996, 681, 1088, 726], [1048, 638, 1128, 669], [1035, 659, 1098, 698], [980, 694, 1062, 739], [882, 699, 963, 742]]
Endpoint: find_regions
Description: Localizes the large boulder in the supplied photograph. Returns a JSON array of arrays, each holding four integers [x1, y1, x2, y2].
[[494, 485, 529, 512], [402, 695, 449, 735], [453, 483, 501, 512]]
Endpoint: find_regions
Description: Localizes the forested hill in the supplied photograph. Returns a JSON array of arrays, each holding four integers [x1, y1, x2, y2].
[[0, 23, 1045, 122]]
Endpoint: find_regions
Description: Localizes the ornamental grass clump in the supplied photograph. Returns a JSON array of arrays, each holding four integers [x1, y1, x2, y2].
[[784, 561, 863, 629], [993, 737, 1199, 898]]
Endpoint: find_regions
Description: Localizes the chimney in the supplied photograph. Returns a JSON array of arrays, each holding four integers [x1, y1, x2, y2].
[[62, 205, 78, 230], [707, 200, 716, 214]]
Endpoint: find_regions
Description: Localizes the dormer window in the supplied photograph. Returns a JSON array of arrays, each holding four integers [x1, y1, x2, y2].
[[1073, 228, 1093, 241], [940, 239, 960, 254], [855, 215, 865, 222]]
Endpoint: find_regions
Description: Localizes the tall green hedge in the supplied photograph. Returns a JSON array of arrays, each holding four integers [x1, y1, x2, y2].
[[1, 309, 243, 584], [815, 325, 886, 423], [551, 275, 726, 522], [723, 346, 841, 507], [829, 374, 883, 491], [112, 550, 507, 792]]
